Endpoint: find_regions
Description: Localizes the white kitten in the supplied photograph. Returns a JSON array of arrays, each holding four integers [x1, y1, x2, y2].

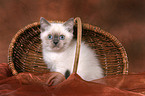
[[40, 17, 104, 81]]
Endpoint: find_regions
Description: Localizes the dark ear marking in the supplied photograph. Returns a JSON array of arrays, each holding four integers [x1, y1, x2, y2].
[[63, 18, 74, 33], [40, 17, 51, 32], [63, 18, 74, 26]]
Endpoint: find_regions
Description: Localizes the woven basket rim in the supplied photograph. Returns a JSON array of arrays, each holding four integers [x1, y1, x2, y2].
[[8, 21, 129, 75], [83, 23, 128, 74]]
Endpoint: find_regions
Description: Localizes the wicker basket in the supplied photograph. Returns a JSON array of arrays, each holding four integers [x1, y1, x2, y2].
[[8, 19, 128, 76]]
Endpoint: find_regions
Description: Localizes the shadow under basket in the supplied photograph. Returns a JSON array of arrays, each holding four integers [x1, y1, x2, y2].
[[8, 22, 128, 76]]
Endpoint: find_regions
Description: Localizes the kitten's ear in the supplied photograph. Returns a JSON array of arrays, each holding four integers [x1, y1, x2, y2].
[[63, 18, 74, 33], [40, 17, 51, 32]]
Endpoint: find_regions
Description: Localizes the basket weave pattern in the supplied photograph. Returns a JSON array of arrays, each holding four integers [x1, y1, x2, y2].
[[8, 22, 128, 76]]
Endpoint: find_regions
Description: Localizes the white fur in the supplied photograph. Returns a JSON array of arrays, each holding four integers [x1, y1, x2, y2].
[[40, 18, 104, 81]]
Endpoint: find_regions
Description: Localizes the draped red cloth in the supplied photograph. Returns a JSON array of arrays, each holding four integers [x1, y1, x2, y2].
[[0, 63, 145, 96]]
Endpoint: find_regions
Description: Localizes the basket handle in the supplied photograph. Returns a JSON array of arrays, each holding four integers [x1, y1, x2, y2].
[[73, 17, 82, 73]]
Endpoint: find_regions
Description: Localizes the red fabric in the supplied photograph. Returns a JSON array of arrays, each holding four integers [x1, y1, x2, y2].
[[0, 63, 145, 96]]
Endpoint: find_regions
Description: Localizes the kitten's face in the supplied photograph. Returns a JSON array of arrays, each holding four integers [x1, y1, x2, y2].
[[40, 17, 74, 51]]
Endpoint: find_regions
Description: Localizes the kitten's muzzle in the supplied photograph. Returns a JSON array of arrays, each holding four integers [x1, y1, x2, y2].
[[53, 39, 59, 45]]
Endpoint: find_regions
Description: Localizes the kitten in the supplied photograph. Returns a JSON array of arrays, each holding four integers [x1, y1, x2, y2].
[[40, 17, 104, 81]]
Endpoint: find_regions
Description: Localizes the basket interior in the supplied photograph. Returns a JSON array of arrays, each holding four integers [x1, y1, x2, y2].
[[8, 22, 128, 76]]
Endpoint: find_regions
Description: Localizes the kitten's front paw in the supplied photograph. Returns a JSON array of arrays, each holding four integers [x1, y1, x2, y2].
[[47, 72, 65, 86]]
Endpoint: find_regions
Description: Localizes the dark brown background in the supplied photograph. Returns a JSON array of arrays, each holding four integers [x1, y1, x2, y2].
[[0, 0, 145, 73]]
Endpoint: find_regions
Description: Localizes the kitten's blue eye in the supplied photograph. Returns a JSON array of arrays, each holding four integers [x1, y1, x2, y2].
[[48, 35, 53, 39], [59, 35, 65, 40]]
